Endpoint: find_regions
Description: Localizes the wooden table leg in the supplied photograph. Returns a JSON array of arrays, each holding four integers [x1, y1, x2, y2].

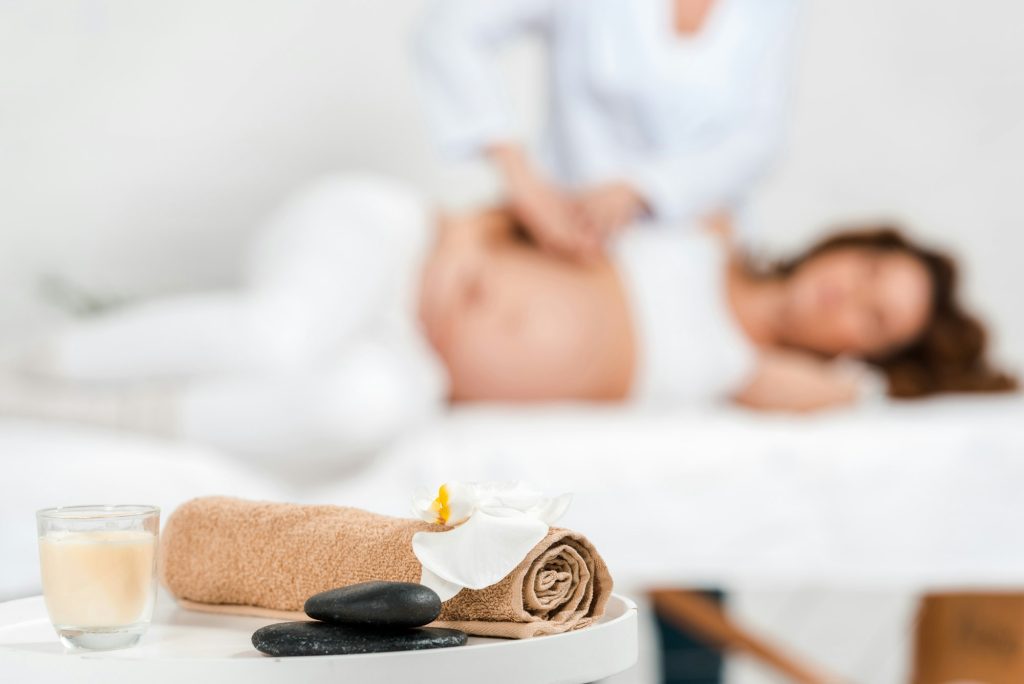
[[649, 588, 845, 684]]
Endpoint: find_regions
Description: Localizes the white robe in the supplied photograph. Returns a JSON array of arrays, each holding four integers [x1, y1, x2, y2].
[[414, 0, 801, 223]]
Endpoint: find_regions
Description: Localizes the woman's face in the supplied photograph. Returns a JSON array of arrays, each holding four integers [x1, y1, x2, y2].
[[780, 247, 933, 358]]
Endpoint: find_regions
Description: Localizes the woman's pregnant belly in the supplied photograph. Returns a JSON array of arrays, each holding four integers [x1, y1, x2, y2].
[[421, 242, 636, 402]]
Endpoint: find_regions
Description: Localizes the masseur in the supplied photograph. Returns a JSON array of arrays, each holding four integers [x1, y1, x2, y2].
[[414, 0, 801, 255], [0, 176, 1013, 462]]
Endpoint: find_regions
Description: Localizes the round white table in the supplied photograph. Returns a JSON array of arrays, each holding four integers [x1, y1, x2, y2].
[[0, 591, 637, 683]]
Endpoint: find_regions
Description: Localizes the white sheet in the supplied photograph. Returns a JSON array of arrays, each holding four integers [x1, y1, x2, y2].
[[4, 395, 1023, 600]]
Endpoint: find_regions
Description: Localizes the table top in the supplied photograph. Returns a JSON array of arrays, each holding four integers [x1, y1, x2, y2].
[[0, 591, 637, 684]]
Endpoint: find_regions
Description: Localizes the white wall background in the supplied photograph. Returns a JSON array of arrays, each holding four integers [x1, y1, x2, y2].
[[1, 0, 1022, 367], [1, 5, 1021, 681]]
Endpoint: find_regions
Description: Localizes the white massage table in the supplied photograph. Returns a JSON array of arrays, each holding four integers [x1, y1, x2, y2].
[[4, 395, 1024, 599], [3, 396, 1022, 682], [321, 394, 1024, 589]]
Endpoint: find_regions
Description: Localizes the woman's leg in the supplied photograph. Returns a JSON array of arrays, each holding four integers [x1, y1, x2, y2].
[[0, 173, 444, 459], [8, 174, 433, 382], [5, 292, 267, 383]]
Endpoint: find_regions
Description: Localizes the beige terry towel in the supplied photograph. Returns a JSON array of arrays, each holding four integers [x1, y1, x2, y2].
[[160, 496, 613, 639]]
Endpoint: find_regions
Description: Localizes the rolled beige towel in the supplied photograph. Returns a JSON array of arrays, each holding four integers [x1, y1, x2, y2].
[[160, 496, 613, 639]]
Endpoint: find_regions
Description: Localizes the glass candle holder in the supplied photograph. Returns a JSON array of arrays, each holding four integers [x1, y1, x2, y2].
[[36, 504, 160, 651]]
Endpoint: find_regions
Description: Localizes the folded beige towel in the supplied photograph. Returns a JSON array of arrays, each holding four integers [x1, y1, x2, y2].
[[160, 496, 613, 639]]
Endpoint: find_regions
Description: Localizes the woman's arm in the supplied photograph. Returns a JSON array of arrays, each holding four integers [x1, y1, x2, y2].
[[734, 350, 865, 413]]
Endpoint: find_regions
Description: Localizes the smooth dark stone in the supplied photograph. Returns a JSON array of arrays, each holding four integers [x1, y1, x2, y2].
[[304, 581, 442, 628], [252, 621, 467, 657]]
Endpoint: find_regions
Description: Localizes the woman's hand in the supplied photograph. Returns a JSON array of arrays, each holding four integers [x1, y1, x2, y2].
[[489, 144, 598, 260], [574, 181, 646, 244], [735, 350, 865, 413]]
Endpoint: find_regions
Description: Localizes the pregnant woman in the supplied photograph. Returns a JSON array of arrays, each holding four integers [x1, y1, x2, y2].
[[0, 176, 1013, 462]]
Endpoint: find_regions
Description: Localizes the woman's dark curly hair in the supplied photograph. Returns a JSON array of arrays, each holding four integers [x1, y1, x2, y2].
[[775, 226, 1017, 399]]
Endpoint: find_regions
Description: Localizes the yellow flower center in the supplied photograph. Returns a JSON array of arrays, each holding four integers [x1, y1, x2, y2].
[[428, 484, 451, 525]]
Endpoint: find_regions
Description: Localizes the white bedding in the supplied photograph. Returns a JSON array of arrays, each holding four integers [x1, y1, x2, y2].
[[4, 395, 1023, 600]]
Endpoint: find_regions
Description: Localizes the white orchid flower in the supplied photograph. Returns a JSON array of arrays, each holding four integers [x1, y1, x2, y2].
[[411, 481, 572, 601]]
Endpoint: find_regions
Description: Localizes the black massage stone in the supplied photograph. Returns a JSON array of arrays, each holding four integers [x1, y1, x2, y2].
[[252, 621, 468, 657], [304, 581, 442, 628]]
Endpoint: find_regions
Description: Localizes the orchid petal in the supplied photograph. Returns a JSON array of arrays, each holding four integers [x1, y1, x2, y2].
[[418, 565, 465, 602], [412, 510, 548, 592], [411, 486, 440, 523], [442, 481, 478, 526], [410, 481, 479, 525], [481, 482, 544, 510], [530, 492, 573, 525]]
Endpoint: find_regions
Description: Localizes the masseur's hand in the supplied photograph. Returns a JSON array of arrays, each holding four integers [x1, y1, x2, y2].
[[488, 143, 598, 260], [574, 181, 646, 245]]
